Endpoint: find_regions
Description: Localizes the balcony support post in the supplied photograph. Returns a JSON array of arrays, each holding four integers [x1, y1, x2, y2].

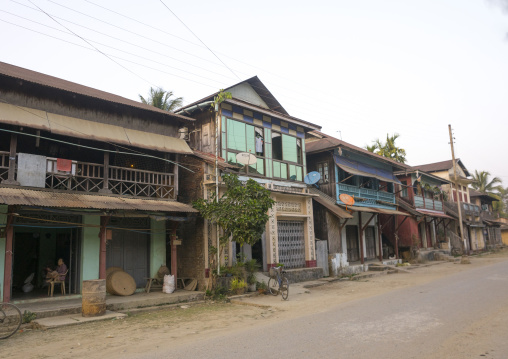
[[2, 134, 19, 185], [378, 220, 383, 262], [358, 212, 364, 264], [2, 208, 15, 302], [98, 216, 110, 279], [99, 152, 112, 194]]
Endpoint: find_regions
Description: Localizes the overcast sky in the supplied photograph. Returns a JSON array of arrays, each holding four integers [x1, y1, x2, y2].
[[1, 0, 507, 184]]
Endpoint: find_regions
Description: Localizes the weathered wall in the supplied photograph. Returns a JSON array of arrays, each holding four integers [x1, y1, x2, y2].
[[177, 154, 207, 290], [1, 86, 180, 137], [306, 151, 336, 199]]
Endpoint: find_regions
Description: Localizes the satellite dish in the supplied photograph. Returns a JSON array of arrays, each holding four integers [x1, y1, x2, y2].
[[236, 152, 257, 165], [304, 171, 321, 187], [339, 193, 355, 210]]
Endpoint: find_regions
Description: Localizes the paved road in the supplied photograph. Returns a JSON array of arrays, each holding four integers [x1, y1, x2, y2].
[[132, 260, 508, 359]]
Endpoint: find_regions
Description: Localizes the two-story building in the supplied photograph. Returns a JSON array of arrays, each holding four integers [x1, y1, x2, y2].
[[469, 189, 503, 249], [0, 62, 198, 302], [305, 132, 410, 275], [175, 77, 323, 285], [382, 169, 454, 256], [412, 159, 483, 253]]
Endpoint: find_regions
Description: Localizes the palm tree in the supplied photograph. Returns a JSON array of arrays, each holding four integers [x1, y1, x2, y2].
[[139, 87, 183, 112], [365, 133, 407, 163], [471, 170, 502, 194]]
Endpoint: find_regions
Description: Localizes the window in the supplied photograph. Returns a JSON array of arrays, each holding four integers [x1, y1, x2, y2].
[[338, 167, 356, 186], [401, 180, 408, 197], [317, 162, 329, 184], [226, 118, 265, 175]]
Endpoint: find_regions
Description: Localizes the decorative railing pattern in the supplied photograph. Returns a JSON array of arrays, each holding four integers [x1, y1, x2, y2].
[[45, 158, 175, 199], [337, 183, 395, 206], [414, 195, 443, 211]]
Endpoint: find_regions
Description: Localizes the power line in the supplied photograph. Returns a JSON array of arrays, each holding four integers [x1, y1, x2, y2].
[[27, 0, 155, 88], [0, 8, 237, 83], [158, 0, 241, 81]]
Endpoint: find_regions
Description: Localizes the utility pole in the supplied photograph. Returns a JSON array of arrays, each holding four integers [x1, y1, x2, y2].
[[214, 102, 220, 275], [448, 125, 467, 254]]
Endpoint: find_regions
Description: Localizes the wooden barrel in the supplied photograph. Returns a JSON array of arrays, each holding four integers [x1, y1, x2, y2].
[[106, 270, 136, 296], [82, 279, 106, 317]]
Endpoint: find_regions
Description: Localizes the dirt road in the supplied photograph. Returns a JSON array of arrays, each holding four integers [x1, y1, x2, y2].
[[2, 249, 507, 358]]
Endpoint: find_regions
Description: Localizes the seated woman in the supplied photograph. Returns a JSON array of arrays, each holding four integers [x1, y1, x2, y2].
[[46, 258, 67, 282]]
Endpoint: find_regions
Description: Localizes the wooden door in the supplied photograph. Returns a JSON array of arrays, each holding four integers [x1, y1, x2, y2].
[[346, 225, 359, 262], [365, 226, 376, 259]]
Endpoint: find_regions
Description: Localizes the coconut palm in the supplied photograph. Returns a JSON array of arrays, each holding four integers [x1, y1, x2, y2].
[[471, 170, 502, 194], [365, 133, 407, 163], [139, 87, 183, 112]]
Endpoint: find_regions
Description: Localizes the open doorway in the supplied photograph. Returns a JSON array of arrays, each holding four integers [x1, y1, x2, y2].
[[11, 225, 81, 300]]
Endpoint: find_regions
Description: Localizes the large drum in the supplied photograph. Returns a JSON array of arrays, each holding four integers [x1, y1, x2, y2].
[[82, 279, 106, 317]]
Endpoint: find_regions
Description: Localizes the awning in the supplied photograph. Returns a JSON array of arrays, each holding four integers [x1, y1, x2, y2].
[[0, 102, 193, 155], [313, 196, 353, 219], [0, 187, 198, 213], [339, 205, 410, 216], [334, 154, 401, 184], [415, 209, 454, 219]]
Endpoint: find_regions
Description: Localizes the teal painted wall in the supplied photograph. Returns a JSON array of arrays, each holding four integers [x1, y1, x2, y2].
[[81, 215, 100, 284], [0, 205, 6, 301], [150, 219, 166, 277], [338, 149, 394, 172]]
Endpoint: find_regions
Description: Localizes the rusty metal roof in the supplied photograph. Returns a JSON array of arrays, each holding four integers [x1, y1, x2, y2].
[[0, 187, 198, 213], [0, 61, 194, 123]]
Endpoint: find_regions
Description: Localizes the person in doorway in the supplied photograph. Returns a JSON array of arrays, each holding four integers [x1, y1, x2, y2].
[[46, 258, 67, 281]]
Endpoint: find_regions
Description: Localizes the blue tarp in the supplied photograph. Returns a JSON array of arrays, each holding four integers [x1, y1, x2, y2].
[[334, 154, 401, 184]]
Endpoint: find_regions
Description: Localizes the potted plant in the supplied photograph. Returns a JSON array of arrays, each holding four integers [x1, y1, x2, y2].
[[230, 277, 247, 295], [244, 259, 260, 292]]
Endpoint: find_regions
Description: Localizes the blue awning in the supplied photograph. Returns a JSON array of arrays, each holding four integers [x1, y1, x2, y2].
[[334, 155, 401, 184]]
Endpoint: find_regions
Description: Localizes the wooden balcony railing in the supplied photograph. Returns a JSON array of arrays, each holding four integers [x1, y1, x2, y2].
[[414, 195, 444, 211], [45, 158, 175, 199], [337, 183, 395, 206], [0, 151, 9, 182]]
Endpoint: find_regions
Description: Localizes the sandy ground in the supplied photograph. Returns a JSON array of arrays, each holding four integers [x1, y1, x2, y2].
[[2, 249, 507, 358]]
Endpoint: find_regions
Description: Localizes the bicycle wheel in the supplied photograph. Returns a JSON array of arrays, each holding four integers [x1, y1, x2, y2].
[[280, 277, 289, 300], [267, 278, 279, 296], [0, 303, 22, 339]]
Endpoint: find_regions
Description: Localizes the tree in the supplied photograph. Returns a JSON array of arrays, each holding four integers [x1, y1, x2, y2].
[[139, 87, 183, 112], [193, 173, 275, 260], [365, 133, 407, 163], [471, 170, 502, 194]]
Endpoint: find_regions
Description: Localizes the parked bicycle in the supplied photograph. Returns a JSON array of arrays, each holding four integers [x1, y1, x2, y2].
[[268, 266, 289, 300], [0, 302, 22, 339]]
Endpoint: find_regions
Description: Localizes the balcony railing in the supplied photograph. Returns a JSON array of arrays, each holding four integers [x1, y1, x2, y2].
[[414, 195, 443, 211], [462, 203, 480, 216], [337, 183, 395, 206], [45, 158, 175, 199], [0, 151, 9, 182]]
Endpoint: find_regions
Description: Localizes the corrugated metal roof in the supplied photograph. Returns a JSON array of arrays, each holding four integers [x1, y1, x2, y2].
[[0, 61, 194, 123], [313, 196, 353, 219], [0, 187, 198, 213], [306, 132, 411, 171], [413, 159, 470, 177], [0, 102, 193, 155]]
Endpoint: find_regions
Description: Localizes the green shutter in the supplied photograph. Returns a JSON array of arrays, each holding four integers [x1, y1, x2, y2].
[[246, 124, 255, 154], [227, 119, 246, 151], [282, 135, 298, 162], [280, 163, 287, 179]]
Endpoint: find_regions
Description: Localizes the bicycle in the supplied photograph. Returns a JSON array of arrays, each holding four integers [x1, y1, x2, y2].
[[0, 302, 22, 339], [268, 266, 289, 300]]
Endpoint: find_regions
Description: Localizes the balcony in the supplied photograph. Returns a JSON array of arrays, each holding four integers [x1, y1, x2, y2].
[[414, 195, 444, 211], [462, 203, 480, 216], [0, 152, 176, 200], [337, 183, 395, 207]]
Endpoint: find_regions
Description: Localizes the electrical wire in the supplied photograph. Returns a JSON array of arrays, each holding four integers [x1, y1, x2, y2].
[[158, 0, 241, 81], [0, 96, 195, 172], [27, 0, 156, 89]]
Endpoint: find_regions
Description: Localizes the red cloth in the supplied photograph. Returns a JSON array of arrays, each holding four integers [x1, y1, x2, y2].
[[56, 158, 72, 172]]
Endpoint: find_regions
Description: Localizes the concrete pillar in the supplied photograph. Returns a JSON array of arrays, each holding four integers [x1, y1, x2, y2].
[[150, 218, 166, 277], [2, 209, 14, 302], [81, 215, 100, 284]]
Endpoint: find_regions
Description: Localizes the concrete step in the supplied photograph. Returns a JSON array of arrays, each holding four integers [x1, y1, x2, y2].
[[368, 265, 389, 272]]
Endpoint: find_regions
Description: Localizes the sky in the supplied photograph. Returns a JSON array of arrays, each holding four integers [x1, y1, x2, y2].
[[1, 0, 508, 185]]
